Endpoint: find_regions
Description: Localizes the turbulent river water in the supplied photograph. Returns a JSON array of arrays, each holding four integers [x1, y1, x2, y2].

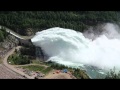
[[31, 23, 120, 78]]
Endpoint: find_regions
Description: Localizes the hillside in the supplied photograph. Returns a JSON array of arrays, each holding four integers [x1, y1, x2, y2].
[[0, 11, 120, 35], [1, 11, 120, 79]]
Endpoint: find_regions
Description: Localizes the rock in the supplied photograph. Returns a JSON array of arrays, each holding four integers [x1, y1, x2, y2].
[[25, 28, 34, 36]]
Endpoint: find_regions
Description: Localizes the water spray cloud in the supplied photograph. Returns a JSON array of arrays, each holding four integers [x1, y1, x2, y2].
[[31, 23, 120, 72]]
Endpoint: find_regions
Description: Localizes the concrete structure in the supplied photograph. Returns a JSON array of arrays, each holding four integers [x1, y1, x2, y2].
[[18, 39, 33, 47], [1, 25, 48, 61], [0, 25, 33, 46]]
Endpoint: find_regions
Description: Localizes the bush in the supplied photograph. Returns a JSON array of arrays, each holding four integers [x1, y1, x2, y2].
[[105, 67, 120, 79], [50, 63, 68, 70], [72, 68, 90, 79], [8, 54, 30, 65], [20, 46, 36, 56]]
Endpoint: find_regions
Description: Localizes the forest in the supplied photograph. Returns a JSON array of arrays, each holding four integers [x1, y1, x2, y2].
[[0, 26, 8, 42], [0, 11, 120, 35]]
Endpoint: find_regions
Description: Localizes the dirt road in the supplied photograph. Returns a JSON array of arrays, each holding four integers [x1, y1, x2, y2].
[[2, 46, 35, 79], [0, 64, 24, 79], [1, 46, 76, 79]]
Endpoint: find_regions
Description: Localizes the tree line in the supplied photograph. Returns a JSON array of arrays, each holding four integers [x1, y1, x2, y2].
[[0, 26, 8, 42], [0, 11, 120, 35]]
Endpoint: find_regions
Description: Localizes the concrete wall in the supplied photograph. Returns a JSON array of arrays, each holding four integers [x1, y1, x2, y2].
[[19, 39, 32, 46]]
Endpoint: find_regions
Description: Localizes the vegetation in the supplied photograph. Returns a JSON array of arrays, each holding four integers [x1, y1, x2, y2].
[[42, 67, 53, 74], [72, 68, 89, 79], [21, 60, 89, 79], [19, 46, 36, 57], [0, 26, 8, 42], [2, 11, 120, 79], [23, 65, 45, 71], [0, 11, 120, 35], [22, 65, 53, 74], [8, 46, 36, 65], [50, 63, 69, 70], [105, 67, 120, 79], [31, 60, 44, 64], [45, 61, 89, 79], [8, 53, 30, 65]]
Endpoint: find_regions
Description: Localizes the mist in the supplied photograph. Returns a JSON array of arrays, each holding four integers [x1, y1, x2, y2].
[[31, 23, 120, 73]]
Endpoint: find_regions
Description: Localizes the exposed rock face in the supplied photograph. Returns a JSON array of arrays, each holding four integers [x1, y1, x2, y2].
[[35, 47, 48, 61], [0, 35, 19, 58], [19, 39, 33, 47], [25, 28, 34, 36]]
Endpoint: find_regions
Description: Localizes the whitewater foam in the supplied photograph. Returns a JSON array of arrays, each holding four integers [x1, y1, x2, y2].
[[31, 23, 120, 74]]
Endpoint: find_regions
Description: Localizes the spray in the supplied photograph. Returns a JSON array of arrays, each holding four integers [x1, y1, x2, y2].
[[31, 23, 120, 76]]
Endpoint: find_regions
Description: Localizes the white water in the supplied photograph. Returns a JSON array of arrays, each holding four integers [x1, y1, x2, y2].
[[31, 23, 120, 74]]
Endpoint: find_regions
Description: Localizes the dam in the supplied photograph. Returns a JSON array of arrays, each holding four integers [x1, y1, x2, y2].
[[0, 25, 46, 61]]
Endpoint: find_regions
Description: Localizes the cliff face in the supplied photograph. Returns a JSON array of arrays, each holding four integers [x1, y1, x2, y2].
[[35, 46, 48, 61], [25, 28, 34, 36], [0, 35, 19, 58]]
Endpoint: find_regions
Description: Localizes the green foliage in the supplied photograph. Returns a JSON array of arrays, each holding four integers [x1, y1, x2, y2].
[[42, 67, 52, 74], [8, 54, 30, 65], [45, 61, 89, 79], [15, 49, 18, 53], [0, 11, 120, 35], [105, 67, 120, 79], [49, 62, 69, 70], [72, 68, 90, 79], [20, 46, 36, 56], [23, 65, 45, 71], [0, 27, 8, 42], [73, 69, 81, 79], [22, 65, 52, 74], [8, 46, 36, 65], [0, 30, 4, 42], [31, 60, 42, 64]]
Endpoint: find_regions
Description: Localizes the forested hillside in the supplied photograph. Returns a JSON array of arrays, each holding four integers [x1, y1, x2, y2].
[[0, 26, 8, 42], [0, 11, 120, 35]]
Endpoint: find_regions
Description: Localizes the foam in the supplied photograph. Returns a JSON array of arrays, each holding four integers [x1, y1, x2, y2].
[[31, 23, 120, 73]]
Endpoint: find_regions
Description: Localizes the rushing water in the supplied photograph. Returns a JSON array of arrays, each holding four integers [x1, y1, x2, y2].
[[31, 23, 120, 78]]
